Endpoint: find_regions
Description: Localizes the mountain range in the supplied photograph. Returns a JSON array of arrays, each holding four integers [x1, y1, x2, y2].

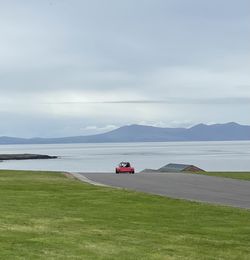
[[0, 122, 250, 145]]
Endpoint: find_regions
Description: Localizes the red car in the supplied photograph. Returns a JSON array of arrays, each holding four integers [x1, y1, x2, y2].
[[116, 162, 135, 174]]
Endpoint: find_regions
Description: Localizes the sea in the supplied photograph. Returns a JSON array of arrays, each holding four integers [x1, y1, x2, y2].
[[0, 141, 250, 172]]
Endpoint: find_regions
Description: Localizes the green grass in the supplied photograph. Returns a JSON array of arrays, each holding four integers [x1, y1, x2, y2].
[[0, 170, 249, 260], [192, 172, 250, 181]]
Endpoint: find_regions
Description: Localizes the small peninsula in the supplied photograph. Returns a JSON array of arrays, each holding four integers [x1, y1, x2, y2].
[[0, 154, 57, 161]]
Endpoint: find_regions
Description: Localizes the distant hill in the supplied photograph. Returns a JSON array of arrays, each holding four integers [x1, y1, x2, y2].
[[1, 122, 250, 145]]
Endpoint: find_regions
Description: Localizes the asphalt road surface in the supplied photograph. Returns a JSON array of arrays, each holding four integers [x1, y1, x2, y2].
[[78, 172, 250, 209]]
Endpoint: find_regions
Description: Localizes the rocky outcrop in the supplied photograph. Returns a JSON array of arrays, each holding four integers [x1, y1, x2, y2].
[[0, 154, 57, 160]]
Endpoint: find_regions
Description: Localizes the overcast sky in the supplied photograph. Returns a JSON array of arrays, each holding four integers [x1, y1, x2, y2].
[[1, 0, 249, 137]]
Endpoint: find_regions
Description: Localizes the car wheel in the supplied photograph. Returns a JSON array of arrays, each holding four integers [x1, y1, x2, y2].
[[116, 170, 119, 174]]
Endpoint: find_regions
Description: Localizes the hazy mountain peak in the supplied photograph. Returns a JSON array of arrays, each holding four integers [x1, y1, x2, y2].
[[189, 123, 207, 129], [224, 122, 240, 126]]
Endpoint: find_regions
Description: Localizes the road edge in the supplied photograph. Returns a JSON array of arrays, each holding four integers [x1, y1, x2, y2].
[[69, 172, 110, 187]]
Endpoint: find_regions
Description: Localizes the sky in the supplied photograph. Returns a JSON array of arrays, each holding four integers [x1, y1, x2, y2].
[[0, 0, 249, 137]]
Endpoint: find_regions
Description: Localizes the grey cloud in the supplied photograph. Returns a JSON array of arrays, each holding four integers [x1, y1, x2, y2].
[[47, 97, 250, 105]]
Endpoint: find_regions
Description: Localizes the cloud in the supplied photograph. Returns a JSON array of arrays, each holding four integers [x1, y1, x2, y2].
[[42, 97, 250, 105]]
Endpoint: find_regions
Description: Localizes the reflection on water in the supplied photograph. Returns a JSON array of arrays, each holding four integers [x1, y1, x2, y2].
[[0, 141, 250, 172]]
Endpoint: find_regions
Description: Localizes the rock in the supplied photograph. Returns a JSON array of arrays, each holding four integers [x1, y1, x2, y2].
[[0, 154, 58, 160]]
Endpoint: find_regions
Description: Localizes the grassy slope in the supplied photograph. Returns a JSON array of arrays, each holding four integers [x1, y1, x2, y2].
[[0, 170, 249, 260], [192, 172, 250, 181]]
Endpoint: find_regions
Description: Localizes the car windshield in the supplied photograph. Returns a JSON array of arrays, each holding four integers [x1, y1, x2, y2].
[[120, 162, 130, 167]]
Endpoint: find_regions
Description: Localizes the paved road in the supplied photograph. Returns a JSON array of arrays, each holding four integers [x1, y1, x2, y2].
[[77, 172, 250, 209]]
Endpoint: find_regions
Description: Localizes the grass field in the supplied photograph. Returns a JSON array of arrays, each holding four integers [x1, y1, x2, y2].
[[0, 170, 249, 259], [192, 172, 250, 181]]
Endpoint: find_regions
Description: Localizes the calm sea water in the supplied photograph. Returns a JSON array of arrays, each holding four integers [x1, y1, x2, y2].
[[0, 141, 250, 172]]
